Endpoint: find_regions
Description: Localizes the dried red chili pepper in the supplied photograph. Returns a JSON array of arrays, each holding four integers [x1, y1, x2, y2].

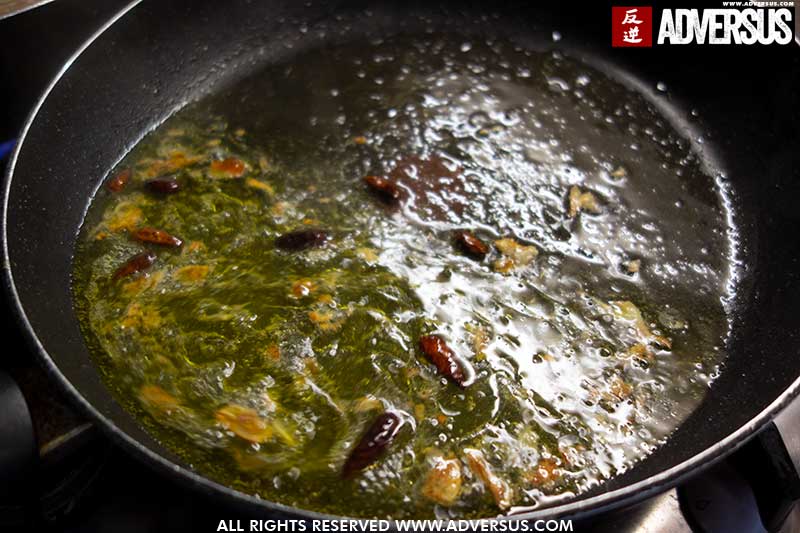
[[275, 229, 329, 251], [387, 155, 465, 220], [145, 176, 181, 194], [363, 175, 402, 206], [133, 227, 183, 248], [112, 251, 156, 281], [106, 168, 131, 192], [419, 335, 467, 387], [453, 231, 489, 260], [342, 411, 404, 479]]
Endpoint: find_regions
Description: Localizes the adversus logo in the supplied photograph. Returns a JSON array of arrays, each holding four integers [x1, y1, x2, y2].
[[658, 8, 793, 44]]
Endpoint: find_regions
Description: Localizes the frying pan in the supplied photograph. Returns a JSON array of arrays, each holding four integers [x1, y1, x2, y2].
[[2, 0, 800, 522]]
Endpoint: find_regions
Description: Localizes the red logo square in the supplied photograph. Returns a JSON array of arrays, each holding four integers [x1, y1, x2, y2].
[[612, 6, 653, 47]]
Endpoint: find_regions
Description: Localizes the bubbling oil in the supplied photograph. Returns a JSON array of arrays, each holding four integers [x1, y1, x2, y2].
[[72, 34, 737, 518]]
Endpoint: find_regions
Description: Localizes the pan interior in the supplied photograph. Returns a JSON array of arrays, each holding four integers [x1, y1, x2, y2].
[[70, 29, 738, 518]]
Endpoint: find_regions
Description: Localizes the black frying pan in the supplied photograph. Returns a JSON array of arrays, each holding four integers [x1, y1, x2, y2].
[[2, 0, 800, 522]]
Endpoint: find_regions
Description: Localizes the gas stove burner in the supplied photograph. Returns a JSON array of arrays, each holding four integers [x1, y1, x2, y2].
[[0, 140, 14, 159]]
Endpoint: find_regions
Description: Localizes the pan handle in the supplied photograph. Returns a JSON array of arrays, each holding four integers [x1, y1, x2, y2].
[[0, 370, 38, 528]]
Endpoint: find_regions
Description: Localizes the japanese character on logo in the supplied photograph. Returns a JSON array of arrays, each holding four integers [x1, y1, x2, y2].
[[624, 25, 642, 44], [622, 9, 643, 43], [612, 6, 653, 47], [622, 9, 643, 25]]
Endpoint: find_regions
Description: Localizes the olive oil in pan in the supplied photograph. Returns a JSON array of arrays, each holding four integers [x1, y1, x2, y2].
[[72, 35, 737, 518]]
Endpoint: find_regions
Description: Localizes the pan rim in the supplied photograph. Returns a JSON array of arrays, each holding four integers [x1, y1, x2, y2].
[[2, 0, 798, 522]]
